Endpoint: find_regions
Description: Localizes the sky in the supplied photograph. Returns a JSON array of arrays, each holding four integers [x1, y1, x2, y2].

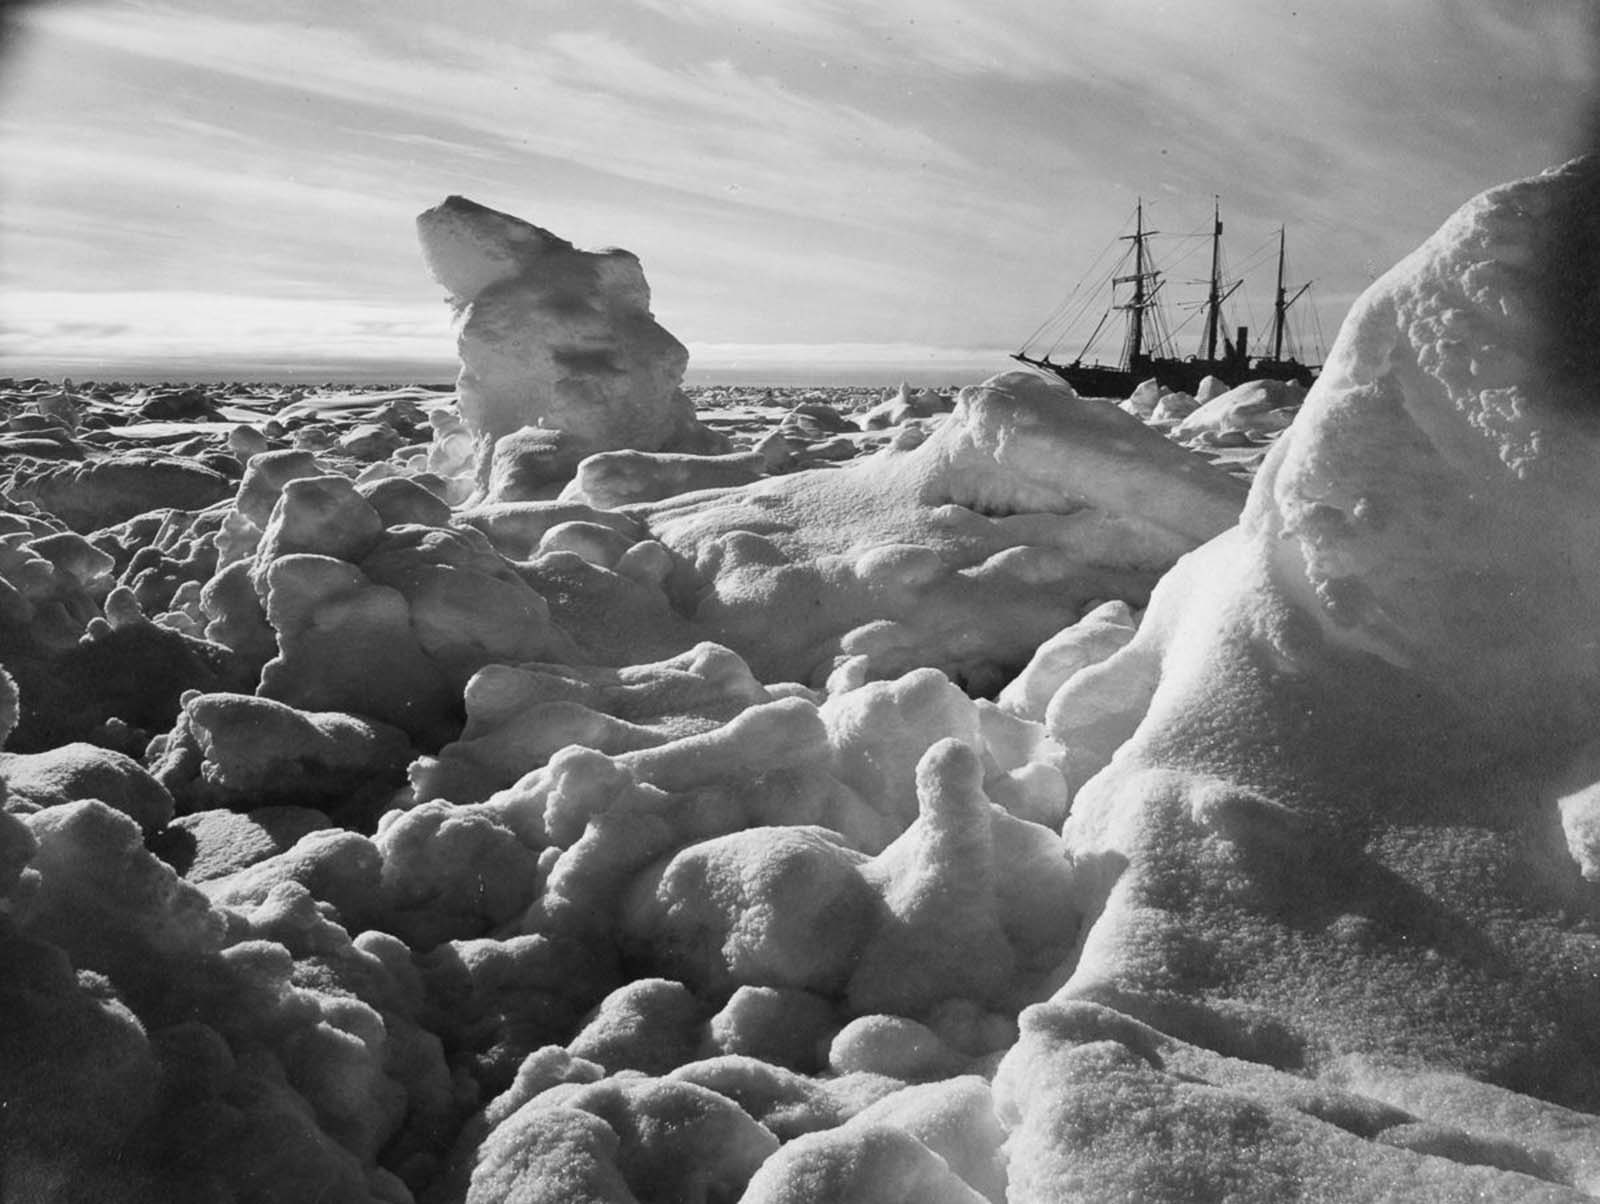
[[1, 0, 1596, 385]]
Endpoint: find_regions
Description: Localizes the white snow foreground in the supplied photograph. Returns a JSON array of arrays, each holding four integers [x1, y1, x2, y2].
[[994, 156, 1600, 1200], [0, 162, 1597, 1204]]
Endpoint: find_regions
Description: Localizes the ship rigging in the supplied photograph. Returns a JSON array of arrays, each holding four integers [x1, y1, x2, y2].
[[1014, 198, 1321, 396]]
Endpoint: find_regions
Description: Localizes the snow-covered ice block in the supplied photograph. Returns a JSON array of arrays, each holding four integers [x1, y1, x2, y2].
[[559, 447, 767, 508], [1003, 157, 1600, 1200], [2, 741, 173, 830], [416, 196, 728, 501], [411, 642, 770, 807], [1172, 377, 1304, 442], [740, 1123, 992, 1204], [638, 368, 1244, 688]]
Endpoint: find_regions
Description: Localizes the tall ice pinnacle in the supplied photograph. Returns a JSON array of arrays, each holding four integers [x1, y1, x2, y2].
[[417, 196, 725, 500]]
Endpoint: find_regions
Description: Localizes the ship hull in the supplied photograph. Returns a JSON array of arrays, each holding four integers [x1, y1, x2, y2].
[[1012, 352, 1315, 398]]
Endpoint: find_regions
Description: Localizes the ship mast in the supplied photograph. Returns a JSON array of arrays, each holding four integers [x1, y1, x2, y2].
[[1202, 197, 1223, 363], [1114, 198, 1160, 372], [1269, 226, 1311, 363]]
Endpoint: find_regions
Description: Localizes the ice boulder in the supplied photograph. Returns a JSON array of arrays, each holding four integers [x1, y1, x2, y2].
[[3, 577, 251, 754], [0, 741, 173, 830], [1172, 377, 1305, 443], [565, 977, 707, 1076], [705, 986, 840, 1072], [740, 1123, 992, 1204], [841, 1077, 1008, 1201], [1118, 377, 1164, 416], [411, 642, 771, 807], [559, 448, 767, 508], [0, 526, 114, 657], [213, 448, 325, 569], [416, 196, 727, 501], [0, 452, 233, 533], [862, 383, 957, 429], [621, 824, 877, 999], [251, 492, 580, 746], [158, 805, 331, 882], [844, 740, 1019, 1016], [1000, 158, 1600, 1199], [618, 739, 1079, 1016], [1147, 390, 1198, 425], [491, 1075, 779, 1203], [8, 801, 425, 1201], [995, 599, 1138, 723], [147, 692, 412, 819], [637, 369, 1245, 689]]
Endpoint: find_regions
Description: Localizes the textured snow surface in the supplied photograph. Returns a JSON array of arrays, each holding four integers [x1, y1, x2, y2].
[[1000, 155, 1600, 1201], [1, 163, 1598, 1202]]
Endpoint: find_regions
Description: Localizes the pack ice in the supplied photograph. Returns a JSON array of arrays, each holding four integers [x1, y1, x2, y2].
[[0, 163, 1596, 1203]]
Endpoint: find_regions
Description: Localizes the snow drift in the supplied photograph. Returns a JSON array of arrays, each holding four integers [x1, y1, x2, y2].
[[997, 155, 1600, 1201]]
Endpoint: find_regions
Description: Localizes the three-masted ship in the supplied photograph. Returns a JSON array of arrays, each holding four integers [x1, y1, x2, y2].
[[1014, 199, 1319, 396]]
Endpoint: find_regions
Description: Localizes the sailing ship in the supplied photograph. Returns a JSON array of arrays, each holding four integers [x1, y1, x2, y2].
[[1014, 198, 1320, 397]]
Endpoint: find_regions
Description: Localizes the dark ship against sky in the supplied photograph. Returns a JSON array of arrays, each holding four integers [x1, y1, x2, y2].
[[1014, 199, 1321, 397]]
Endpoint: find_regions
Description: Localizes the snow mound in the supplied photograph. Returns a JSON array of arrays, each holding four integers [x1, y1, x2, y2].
[[637, 369, 1244, 689], [1172, 377, 1305, 443], [999, 156, 1600, 1199], [862, 383, 956, 429]]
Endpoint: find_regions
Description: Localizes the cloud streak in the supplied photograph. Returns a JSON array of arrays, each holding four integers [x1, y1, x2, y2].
[[3, 0, 1595, 379], [22, 4, 976, 234]]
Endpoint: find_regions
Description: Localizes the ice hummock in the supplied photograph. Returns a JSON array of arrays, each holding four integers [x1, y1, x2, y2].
[[2, 162, 1598, 1202], [416, 196, 727, 503]]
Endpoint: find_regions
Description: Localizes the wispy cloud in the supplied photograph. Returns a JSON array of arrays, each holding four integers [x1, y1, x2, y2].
[[4, 1, 1033, 356], [21, 4, 977, 235], [3, 0, 1595, 379], [632, 0, 852, 43], [8, 136, 417, 223]]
